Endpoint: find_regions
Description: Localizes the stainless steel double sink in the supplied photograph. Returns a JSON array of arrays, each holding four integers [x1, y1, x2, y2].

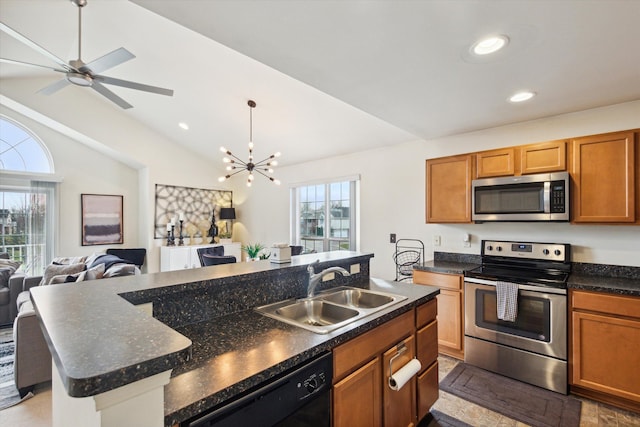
[[255, 287, 407, 334]]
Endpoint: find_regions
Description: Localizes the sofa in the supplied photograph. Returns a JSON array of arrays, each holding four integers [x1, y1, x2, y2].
[[12, 253, 140, 396], [0, 253, 25, 327]]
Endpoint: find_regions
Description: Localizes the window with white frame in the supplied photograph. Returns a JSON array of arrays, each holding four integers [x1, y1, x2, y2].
[[1, 115, 58, 275], [291, 177, 359, 253]]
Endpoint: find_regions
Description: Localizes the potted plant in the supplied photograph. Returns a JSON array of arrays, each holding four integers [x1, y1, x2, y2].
[[242, 243, 266, 261]]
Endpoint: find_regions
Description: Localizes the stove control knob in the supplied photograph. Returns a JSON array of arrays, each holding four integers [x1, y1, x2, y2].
[[496, 246, 502, 252], [487, 245, 493, 251], [543, 249, 550, 255], [554, 249, 562, 256]]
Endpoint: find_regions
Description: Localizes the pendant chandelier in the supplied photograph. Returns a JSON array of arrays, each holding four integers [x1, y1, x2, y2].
[[218, 100, 281, 187]]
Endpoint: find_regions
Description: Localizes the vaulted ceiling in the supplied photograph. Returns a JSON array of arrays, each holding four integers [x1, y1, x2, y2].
[[2, 0, 639, 166]]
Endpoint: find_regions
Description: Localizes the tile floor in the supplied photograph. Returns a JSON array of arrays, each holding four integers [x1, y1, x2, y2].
[[2, 354, 639, 426], [433, 355, 640, 427]]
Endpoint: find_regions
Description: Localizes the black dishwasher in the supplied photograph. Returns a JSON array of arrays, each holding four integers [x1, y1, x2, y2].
[[184, 352, 332, 427]]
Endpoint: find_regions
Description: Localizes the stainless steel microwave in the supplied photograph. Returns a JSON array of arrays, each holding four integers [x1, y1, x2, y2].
[[472, 171, 569, 222]]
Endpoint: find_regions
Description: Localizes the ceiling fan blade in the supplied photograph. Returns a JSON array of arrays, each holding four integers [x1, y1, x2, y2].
[[38, 78, 71, 95], [0, 58, 68, 73], [96, 75, 174, 96], [91, 80, 133, 109], [0, 22, 75, 72], [81, 47, 135, 74]]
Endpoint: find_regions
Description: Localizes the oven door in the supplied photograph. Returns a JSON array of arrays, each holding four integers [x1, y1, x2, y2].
[[464, 278, 567, 359]]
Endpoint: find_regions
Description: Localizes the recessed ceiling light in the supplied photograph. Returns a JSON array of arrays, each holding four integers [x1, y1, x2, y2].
[[509, 91, 536, 103], [472, 35, 509, 55], [178, 122, 189, 130]]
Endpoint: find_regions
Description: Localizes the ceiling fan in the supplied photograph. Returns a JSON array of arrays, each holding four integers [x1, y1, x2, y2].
[[0, 0, 173, 109]]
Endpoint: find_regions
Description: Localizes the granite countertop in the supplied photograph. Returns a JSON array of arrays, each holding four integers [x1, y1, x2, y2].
[[164, 278, 440, 426], [29, 250, 440, 427], [414, 260, 479, 275], [568, 274, 640, 296], [28, 251, 373, 398]]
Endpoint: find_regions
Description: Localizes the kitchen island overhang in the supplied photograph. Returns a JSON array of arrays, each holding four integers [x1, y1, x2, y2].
[[30, 251, 440, 426]]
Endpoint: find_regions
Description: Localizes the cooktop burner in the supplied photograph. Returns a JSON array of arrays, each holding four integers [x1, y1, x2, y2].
[[465, 265, 569, 288], [465, 239, 572, 288]]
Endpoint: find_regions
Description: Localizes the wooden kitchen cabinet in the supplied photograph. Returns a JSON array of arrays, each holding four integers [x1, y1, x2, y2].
[[334, 358, 382, 427], [415, 300, 439, 421], [520, 140, 567, 174], [383, 335, 416, 427], [570, 131, 636, 223], [476, 148, 516, 178], [426, 154, 474, 223], [570, 290, 640, 413], [333, 300, 439, 426], [413, 270, 464, 359]]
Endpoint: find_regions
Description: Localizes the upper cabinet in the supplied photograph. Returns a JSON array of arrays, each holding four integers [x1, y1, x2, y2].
[[426, 154, 474, 223], [570, 131, 637, 223], [520, 140, 567, 174], [476, 148, 516, 178], [475, 141, 567, 178]]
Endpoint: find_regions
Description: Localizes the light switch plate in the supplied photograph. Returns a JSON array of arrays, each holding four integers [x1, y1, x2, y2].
[[350, 263, 361, 274], [322, 272, 335, 281], [433, 235, 441, 246]]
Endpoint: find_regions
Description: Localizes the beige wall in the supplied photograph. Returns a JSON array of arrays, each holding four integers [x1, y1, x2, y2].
[[3, 79, 639, 277], [242, 100, 640, 279]]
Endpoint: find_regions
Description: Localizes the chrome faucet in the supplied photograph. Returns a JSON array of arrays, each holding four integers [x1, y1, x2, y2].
[[307, 261, 351, 298]]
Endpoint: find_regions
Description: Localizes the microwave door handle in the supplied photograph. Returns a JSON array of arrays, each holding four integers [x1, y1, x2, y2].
[[543, 181, 551, 213]]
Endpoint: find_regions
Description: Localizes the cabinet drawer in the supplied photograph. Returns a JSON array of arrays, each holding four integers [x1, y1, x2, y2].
[[413, 270, 461, 290], [416, 320, 438, 369], [572, 290, 640, 319], [417, 361, 439, 421], [416, 299, 437, 328], [334, 310, 414, 381]]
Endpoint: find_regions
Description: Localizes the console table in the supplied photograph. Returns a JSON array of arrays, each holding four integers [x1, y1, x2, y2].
[[160, 243, 242, 271]]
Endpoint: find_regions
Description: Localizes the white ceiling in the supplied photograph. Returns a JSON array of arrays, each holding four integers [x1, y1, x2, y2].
[[1, 0, 639, 167]]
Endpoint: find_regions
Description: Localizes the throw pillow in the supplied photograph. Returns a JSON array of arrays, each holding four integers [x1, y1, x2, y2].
[[103, 264, 137, 278], [40, 263, 86, 286], [51, 255, 88, 265], [0, 252, 9, 259], [0, 258, 21, 271], [75, 263, 105, 282]]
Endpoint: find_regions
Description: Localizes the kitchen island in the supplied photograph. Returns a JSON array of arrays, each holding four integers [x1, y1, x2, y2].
[[30, 251, 440, 427]]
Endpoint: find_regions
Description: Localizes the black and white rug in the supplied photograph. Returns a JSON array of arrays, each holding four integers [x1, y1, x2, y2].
[[0, 329, 33, 411]]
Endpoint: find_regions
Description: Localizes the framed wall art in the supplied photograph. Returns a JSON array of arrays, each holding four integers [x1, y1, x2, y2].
[[154, 184, 232, 240], [81, 194, 124, 246]]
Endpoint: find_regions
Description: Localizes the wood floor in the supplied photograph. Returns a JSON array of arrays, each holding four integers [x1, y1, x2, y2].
[[2, 355, 639, 426]]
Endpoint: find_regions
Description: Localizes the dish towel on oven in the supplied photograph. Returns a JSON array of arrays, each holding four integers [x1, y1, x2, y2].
[[496, 281, 518, 322]]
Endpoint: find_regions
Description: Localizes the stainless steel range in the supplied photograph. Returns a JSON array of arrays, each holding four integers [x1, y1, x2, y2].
[[464, 239, 571, 394]]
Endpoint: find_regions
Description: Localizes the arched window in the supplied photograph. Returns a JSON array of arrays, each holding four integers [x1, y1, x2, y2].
[[0, 115, 54, 173], [1, 116, 57, 275]]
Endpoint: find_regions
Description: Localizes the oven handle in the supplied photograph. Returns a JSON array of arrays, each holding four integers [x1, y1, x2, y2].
[[463, 277, 567, 295]]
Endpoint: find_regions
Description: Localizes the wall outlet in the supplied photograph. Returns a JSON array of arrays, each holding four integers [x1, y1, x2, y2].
[[350, 263, 361, 274], [322, 272, 335, 282], [390, 233, 396, 243], [433, 235, 441, 246], [463, 233, 471, 248]]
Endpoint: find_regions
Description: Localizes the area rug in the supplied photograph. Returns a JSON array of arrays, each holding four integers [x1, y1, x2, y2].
[[0, 334, 33, 410], [440, 363, 581, 427]]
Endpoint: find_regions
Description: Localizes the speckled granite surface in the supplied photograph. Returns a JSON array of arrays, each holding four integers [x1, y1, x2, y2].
[[414, 252, 480, 275], [29, 252, 372, 398], [568, 262, 640, 296], [165, 278, 440, 426], [29, 251, 440, 427]]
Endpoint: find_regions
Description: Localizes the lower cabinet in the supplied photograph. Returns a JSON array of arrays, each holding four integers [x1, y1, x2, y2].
[[334, 358, 382, 427], [332, 299, 438, 426], [413, 270, 464, 359], [570, 290, 640, 413]]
